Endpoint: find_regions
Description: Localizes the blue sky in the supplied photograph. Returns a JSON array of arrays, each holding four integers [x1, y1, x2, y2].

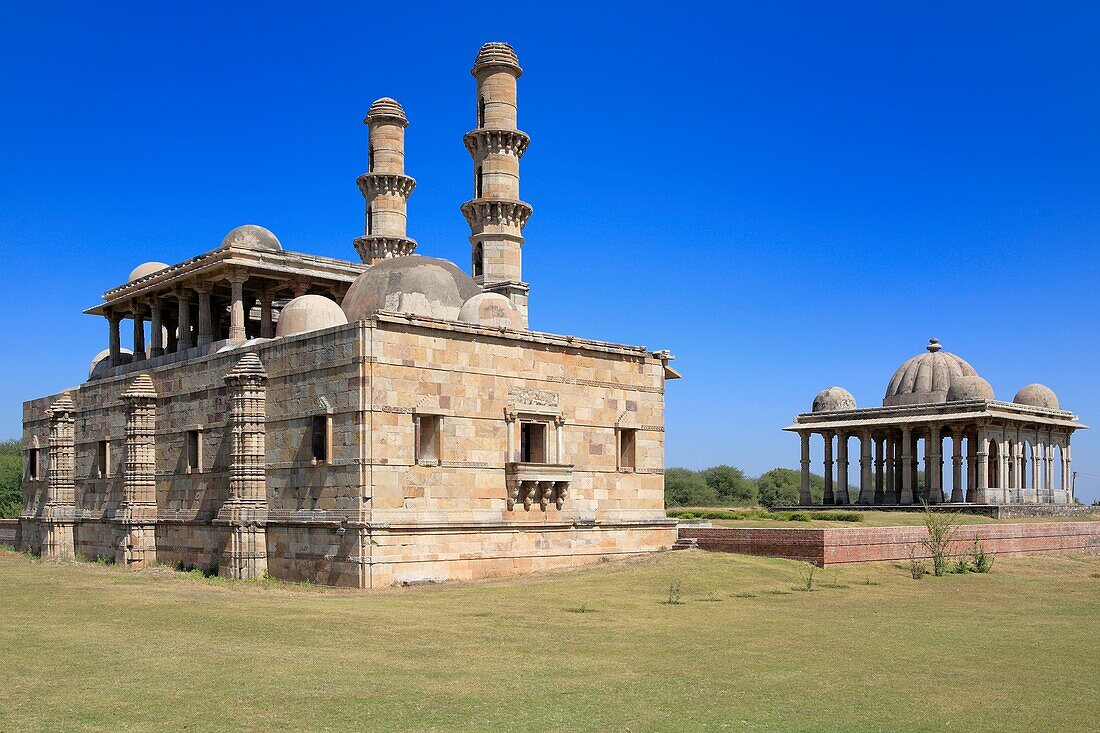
[[1, 2, 1098, 500]]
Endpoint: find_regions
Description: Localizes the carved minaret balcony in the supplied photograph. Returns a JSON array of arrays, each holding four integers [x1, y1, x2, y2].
[[118, 373, 158, 567], [354, 97, 417, 265], [463, 42, 532, 327]]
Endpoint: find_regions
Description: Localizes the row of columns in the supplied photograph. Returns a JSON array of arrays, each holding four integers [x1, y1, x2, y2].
[[105, 274, 311, 367], [799, 425, 1074, 506]]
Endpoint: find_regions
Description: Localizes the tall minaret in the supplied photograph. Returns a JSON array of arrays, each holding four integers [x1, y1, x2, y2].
[[354, 97, 417, 265], [461, 42, 533, 326]]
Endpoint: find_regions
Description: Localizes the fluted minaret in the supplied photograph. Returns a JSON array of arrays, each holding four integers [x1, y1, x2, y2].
[[461, 42, 533, 326], [354, 98, 417, 265]]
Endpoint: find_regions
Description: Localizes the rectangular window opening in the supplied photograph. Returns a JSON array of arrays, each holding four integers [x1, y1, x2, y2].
[[27, 448, 39, 480], [619, 428, 637, 471], [520, 421, 547, 464], [416, 415, 441, 465], [311, 416, 330, 463], [185, 430, 201, 474], [96, 440, 110, 479]]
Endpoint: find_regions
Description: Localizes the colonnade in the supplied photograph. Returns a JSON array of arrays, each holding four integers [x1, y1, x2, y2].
[[798, 424, 1074, 506], [102, 274, 343, 368]]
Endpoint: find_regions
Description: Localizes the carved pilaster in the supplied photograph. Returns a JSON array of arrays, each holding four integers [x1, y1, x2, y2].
[[118, 373, 158, 568], [44, 393, 77, 559]]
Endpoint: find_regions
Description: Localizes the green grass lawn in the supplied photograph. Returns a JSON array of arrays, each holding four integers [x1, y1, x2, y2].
[[674, 507, 1100, 528], [1, 548, 1097, 732]]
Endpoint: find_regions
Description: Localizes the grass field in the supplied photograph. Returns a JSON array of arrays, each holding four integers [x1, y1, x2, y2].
[[1, 547, 1097, 732]]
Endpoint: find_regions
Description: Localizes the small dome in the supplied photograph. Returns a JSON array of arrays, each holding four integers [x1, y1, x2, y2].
[[947, 375, 995, 401], [1014, 383, 1060, 410], [457, 293, 524, 329], [365, 97, 408, 126], [88, 348, 133, 379], [884, 338, 980, 406], [219, 225, 282, 252], [276, 295, 348, 338], [472, 42, 522, 76], [342, 255, 482, 322], [128, 262, 169, 282], [813, 387, 856, 412]]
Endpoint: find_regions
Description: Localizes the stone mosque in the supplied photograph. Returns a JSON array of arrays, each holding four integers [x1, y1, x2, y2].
[[18, 43, 681, 586], [786, 338, 1085, 506]]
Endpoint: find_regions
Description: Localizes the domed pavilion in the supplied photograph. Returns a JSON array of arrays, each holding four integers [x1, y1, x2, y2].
[[785, 338, 1085, 506]]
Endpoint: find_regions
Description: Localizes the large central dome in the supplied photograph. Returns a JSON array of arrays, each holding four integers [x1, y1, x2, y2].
[[341, 255, 482, 322], [883, 338, 980, 406]]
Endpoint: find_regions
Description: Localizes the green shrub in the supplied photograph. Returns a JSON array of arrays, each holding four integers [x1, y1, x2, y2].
[[787, 512, 811, 522], [971, 540, 995, 573], [664, 468, 718, 507], [700, 465, 758, 506], [0, 439, 22, 519]]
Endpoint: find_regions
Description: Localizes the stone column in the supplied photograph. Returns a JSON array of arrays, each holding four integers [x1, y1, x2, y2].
[[835, 433, 849, 505], [118, 374, 158, 568], [799, 432, 812, 505], [966, 433, 977, 503], [1046, 441, 1055, 494], [926, 429, 942, 504], [259, 292, 274, 339], [823, 432, 834, 506], [873, 435, 885, 505], [1030, 439, 1041, 498], [1064, 437, 1072, 501], [108, 312, 123, 366], [1000, 438, 1010, 496], [131, 307, 146, 362], [176, 288, 193, 351], [975, 432, 989, 503], [900, 428, 914, 505], [950, 428, 964, 503], [218, 353, 269, 580], [228, 271, 248, 343], [858, 431, 873, 505], [885, 435, 896, 504], [148, 299, 164, 358], [1013, 439, 1023, 493], [44, 394, 77, 560], [195, 284, 213, 346]]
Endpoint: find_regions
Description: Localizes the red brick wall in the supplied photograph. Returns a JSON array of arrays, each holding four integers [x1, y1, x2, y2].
[[679, 521, 1100, 567]]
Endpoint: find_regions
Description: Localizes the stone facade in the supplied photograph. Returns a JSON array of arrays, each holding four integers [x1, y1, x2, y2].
[[18, 43, 679, 586]]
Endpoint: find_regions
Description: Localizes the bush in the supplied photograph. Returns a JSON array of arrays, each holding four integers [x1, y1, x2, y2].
[[701, 465, 758, 506], [0, 439, 22, 519], [664, 468, 718, 507], [755, 468, 825, 507], [971, 540, 995, 573], [920, 503, 960, 577]]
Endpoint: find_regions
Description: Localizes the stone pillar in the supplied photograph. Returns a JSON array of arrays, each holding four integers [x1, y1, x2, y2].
[[950, 428, 964, 503], [1030, 440, 1041, 498], [131, 307, 146, 362], [926, 429, 942, 504], [873, 435, 885, 505], [218, 353, 269, 580], [118, 374, 158, 568], [1000, 438, 1010, 496], [259, 292, 274, 339], [835, 433, 850, 505], [858, 432, 873, 505], [822, 432, 834, 506], [107, 312, 123, 366], [799, 432, 812, 505], [975, 432, 989, 502], [148, 299, 164, 358], [228, 272, 248, 343], [885, 435, 896, 504], [176, 288, 193, 351], [1046, 441, 1055, 493], [1013, 439, 1023, 493], [900, 428, 914, 504], [44, 394, 77, 560], [1064, 437, 1072, 501], [966, 433, 977, 503], [196, 284, 213, 346]]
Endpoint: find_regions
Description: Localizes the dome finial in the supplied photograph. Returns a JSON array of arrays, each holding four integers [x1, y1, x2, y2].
[[927, 338, 942, 353]]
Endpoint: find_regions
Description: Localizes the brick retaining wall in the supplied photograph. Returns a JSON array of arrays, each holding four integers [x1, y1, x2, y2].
[[679, 521, 1100, 567], [0, 519, 19, 547]]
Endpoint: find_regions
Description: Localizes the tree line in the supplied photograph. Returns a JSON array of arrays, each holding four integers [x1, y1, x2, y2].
[[664, 465, 825, 507]]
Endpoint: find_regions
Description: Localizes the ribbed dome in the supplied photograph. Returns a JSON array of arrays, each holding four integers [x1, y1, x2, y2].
[[884, 339, 980, 406], [365, 97, 408, 126], [1014, 383, 1060, 410], [219, 225, 282, 252], [128, 262, 169, 282], [812, 387, 856, 412], [342, 255, 482, 322], [472, 42, 522, 76]]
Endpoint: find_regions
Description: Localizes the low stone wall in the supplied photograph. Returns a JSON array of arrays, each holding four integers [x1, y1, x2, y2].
[[0, 519, 19, 547], [991, 504, 1100, 519], [679, 521, 1100, 567]]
